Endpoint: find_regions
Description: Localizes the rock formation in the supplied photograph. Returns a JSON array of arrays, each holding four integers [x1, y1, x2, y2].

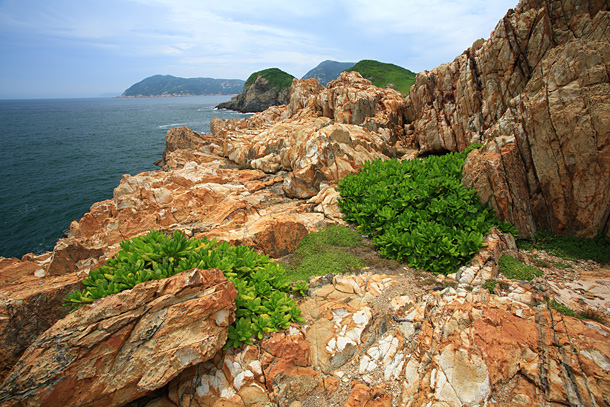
[[0, 0, 609, 405], [0, 268, 236, 407], [404, 1, 610, 238], [216, 73, 292, 113]]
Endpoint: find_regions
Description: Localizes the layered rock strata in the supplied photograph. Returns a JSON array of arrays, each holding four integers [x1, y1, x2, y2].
[[404, 1, 610, 238], [0, 268, 236, 407], [134, 270, 610, 407]]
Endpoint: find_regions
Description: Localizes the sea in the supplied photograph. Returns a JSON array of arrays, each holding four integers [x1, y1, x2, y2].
[[0, 96, 250, 259]]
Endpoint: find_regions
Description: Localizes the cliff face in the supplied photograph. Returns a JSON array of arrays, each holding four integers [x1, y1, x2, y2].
[[404, 0, 610, 238], [216, 75, 291, 113]]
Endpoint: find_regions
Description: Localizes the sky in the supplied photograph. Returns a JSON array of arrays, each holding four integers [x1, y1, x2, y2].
[[0, 0, 519, 99]]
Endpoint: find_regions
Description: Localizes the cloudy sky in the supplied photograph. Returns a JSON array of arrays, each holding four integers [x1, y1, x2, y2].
[[0, 0, 518, 99]]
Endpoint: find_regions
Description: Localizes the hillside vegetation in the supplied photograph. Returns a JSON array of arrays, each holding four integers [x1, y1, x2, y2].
[[122, 75, 245, 97], [244, 68, 295, 90], [346, 60, 416, 94]]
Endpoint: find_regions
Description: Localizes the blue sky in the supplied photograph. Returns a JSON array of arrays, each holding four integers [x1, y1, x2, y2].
[[0, 0, 518, 99]]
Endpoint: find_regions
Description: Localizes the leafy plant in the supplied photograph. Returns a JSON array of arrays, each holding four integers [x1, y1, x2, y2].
[[498, 255, 543, 281], [337, 145, 515, 274], [518, 230, 610, 264], [65, 230, 306, 348]]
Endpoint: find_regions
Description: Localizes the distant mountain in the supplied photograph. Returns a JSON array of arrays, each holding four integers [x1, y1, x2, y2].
[[121, 75, 245, 97], [301, 60, 355, 86], [216, 68, 295, 113], [346, 60, 416, 94]]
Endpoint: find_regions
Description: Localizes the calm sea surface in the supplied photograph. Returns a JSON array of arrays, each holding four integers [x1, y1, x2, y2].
[[0, 96, 249, 258]]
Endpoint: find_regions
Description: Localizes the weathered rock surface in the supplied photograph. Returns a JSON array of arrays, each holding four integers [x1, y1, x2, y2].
[[217, 75, 291, 113], [0, 268, 236, 407], [135, 265, 610, 407], [405, 0, 610, 238], [0, 270, 83, 383]]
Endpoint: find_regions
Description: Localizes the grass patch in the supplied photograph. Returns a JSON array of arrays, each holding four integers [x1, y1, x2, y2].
[[548, 299, 607, 324], [552, 261, 572, 270], [483, 279, 498, 294], [499, 255, 543, 281], [283, 225, 366, 283], [548, 299, 578, 318], [518, 230, 610, 264]]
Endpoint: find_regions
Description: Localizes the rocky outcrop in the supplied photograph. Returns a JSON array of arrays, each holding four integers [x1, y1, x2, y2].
[[0, 270, 83, 382], [129, 267, 610, 407], [0, 268, 236, 407], [404, 1, 610, 238], [216, 75, 291, 113]]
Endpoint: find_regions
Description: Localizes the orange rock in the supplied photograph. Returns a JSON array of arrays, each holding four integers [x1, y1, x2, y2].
[[0, 268, 237, 407]]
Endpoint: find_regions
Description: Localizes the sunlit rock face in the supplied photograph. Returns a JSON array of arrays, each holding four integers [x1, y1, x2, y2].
[[405, 0, 610, 238]]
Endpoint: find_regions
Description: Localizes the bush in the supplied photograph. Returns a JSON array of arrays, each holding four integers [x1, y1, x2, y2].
[[65, 230, 305, 348], [337, 146, 515, 274]]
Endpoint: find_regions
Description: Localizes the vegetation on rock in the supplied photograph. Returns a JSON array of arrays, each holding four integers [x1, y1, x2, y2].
[[498, 255, 543, 281], [122, 75, 245, 97], [64, 230, 305, 348], [244, 68, 295, 90], [283, 225, 366, 283], [518, 230, 610, 264], [346, 59, 416, 94], [337, 145, 516, 274]]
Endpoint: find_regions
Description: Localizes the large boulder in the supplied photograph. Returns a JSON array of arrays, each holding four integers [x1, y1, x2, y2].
[[405, 0, 610, 237], [0, 268, 237, 407]]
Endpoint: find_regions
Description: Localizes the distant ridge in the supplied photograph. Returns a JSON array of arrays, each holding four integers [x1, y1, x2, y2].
[[302, 60, 355, 86], [121, 75, 245, 97], [346, 60, 416, 94]]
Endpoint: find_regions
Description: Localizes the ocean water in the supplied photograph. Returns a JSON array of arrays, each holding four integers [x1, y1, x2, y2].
[[0, 96, 249, 258]]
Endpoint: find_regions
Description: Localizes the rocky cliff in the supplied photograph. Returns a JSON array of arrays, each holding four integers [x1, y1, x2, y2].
[[404, 0, 610, 238], [0, 0, 609, 406], [216, 68, 294, 113]]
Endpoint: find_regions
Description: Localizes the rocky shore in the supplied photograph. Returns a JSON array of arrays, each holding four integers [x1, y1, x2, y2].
[[0, 0, 608, 405]]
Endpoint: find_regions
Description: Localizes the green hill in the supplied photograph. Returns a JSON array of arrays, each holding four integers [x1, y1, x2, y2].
[[244, 68, 295, 91], [122, 75, 245, 97], [346, 60, 416, 94]]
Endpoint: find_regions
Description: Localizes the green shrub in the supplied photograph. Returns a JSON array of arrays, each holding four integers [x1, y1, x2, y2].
[[283, 225, 365, 282], [518, 230, 610, 264], [498, 255, 543, 281], [65, 230, 305, 348], [337, 146, 515, 274]]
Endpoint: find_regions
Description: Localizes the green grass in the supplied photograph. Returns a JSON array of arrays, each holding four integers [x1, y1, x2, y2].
[[548, 299, 578, 317], [499, 255, 543, 281], [483, 279, 498, 294], [518, 230, 610, 264], [283, 225, 365, 283], [346, 59, 416, 94], [244, 68, 295, 90]]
